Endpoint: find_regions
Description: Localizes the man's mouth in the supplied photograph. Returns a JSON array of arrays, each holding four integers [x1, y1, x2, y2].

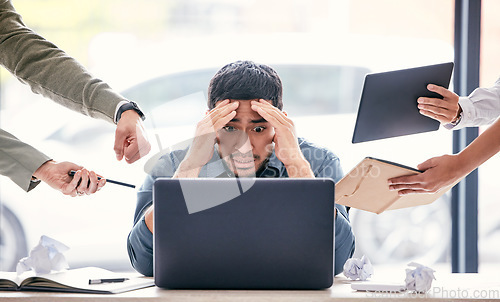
[[231, 156, 256, 169]]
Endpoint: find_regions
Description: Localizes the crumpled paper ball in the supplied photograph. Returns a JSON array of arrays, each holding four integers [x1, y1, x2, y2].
[[405, 262, 436, 293], [16, 235, 69, 275], [343, 255, 374, 281]]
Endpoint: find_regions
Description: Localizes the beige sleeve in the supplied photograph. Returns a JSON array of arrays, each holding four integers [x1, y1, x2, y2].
[[0, 129, 51, 191], [0, 0, 126, 123]]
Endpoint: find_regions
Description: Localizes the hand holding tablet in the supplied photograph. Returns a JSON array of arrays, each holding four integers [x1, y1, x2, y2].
[[352, 62, 454, 143]]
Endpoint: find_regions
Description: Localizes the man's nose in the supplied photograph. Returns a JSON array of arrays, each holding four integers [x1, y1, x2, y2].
[[236, 134, 253, 154]]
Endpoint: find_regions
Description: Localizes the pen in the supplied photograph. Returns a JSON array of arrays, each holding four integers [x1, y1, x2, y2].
[[89, 278, 129, 285], [69, 170, 136, 189]]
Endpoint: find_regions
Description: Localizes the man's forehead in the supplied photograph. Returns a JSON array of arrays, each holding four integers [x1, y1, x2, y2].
[[232, 99, 254, 109], [229, 100, 268, 123], [215, 99, 273, 105]]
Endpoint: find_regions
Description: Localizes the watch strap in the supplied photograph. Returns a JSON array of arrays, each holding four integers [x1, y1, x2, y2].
[[116, 101, 146, 122]]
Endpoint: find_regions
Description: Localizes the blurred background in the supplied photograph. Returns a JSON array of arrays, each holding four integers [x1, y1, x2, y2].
[[1, 0, 499, 273]]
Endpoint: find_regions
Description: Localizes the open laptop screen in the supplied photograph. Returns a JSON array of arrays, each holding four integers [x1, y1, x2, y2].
[[153, 178, 335, 289]]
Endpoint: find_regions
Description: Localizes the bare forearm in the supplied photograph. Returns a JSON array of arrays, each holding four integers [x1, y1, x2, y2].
[[145, 159, 202, 232], [457, 118, 500, 175], [0, 0, 123, 122], [285, 158, 314, 178], [173, 160, 202, 178]]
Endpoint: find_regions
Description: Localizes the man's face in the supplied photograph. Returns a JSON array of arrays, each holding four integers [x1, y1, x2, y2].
[[215, 99, 275, 177]]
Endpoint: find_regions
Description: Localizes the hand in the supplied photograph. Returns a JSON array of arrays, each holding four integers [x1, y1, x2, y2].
[[417, 84, 461, 124], [388, 154, 465, 195], [251, 99, 313, 177], [176, 100, 238, 177], [33, 160, 106, 197], [114, 110, 151, 164]]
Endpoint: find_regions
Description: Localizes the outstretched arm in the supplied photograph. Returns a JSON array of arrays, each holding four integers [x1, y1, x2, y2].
[[0, 129, 104, 194], [389, 117, 500, 195], [419, 79, 500, 129], [0, 0, 123, 123], [0, 0, 151, 163]]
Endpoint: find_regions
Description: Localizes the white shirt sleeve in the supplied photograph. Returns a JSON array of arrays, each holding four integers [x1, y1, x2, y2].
[[446, 77, 500, 129]]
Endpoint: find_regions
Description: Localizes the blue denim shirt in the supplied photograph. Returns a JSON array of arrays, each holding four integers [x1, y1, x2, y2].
[[127, 137, 355, 277]]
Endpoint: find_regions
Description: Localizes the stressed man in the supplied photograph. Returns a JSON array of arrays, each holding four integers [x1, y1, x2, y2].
[[127, 60, 355, 276]]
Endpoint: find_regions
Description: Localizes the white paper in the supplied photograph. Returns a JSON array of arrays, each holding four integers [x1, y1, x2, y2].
[[16, 235, 69, 275], [404, 262, 436, 293], [351, 282, 406, 292], [343, 255, 374, 281]]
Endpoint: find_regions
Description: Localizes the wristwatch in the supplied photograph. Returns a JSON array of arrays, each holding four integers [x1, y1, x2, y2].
[[116, 101, 146, 122]]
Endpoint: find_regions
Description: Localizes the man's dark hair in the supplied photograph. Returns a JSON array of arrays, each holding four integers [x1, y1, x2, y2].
[[207, 60, 283, 110]]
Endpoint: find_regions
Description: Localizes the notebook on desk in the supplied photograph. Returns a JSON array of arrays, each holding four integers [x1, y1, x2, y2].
[[153, 178, 336, 289], [0, 267, 154, 294]]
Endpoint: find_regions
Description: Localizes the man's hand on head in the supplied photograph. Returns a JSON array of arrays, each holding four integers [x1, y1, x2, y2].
[[417, 84, 461, 124], [250, 99, 313, 178], [175, 99, 239, 178]]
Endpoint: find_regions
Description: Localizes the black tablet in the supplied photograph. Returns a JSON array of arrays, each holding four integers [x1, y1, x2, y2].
[[352, 62, 454, 143]]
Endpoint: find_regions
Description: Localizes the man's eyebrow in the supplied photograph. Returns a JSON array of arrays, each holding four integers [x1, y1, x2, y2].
[[251, 118, 267, 123], [228, 118, 268, 123]]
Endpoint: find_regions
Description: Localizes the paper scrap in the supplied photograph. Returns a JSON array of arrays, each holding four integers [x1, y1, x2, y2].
[[16, 235, 69, 275], [405, 262, 436, 293], [343, 255, 374, 281]]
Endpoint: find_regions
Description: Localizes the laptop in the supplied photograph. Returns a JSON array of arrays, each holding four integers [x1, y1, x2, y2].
[[352, 62, 454, 143], [153, 178, 335, 289]]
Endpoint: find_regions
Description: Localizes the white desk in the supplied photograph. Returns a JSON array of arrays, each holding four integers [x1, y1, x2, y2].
[[1, 266, 499, 301]]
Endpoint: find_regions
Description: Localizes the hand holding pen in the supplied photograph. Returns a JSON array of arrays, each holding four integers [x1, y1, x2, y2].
[[32, 161, 106, 197], [65, 168, 106, 196], [69, 170, 135, 191]]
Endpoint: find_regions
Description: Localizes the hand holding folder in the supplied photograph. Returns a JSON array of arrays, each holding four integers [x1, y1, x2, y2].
[[335, 157, 463, 214]]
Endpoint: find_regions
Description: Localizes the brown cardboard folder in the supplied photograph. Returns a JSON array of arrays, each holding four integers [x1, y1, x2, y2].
[[335, 157, 460, 214]]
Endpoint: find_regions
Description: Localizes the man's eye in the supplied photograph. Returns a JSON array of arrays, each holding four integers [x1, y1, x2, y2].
[[253, 126, 266, 133], [223, 126, 237, 132]]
